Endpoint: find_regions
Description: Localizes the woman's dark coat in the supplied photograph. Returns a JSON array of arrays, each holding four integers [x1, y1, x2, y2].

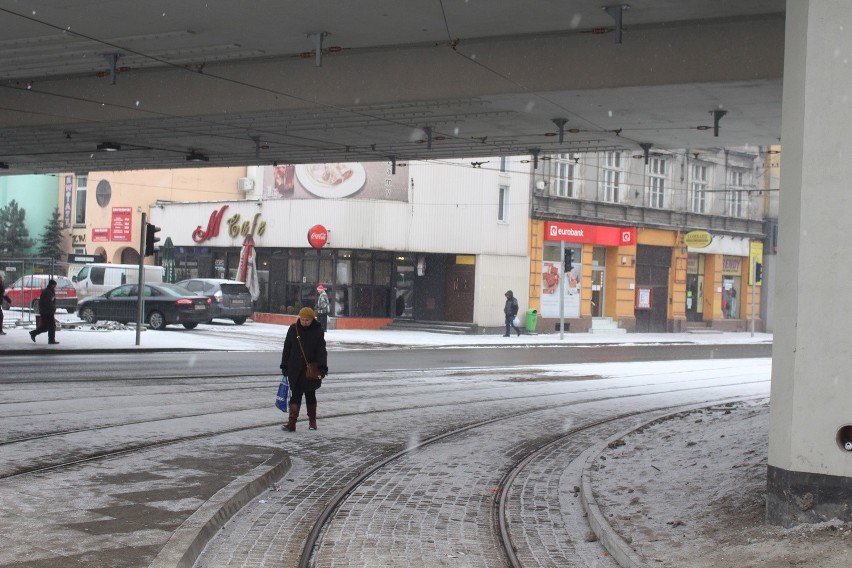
[[280, 318, 328, 391]]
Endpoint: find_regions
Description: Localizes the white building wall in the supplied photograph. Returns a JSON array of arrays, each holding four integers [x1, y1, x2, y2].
[[153, 158, 530, 259], [474, 254, 530, 327]]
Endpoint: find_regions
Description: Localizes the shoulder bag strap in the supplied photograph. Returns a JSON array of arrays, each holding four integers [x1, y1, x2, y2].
[[295, 328, 311, 366]]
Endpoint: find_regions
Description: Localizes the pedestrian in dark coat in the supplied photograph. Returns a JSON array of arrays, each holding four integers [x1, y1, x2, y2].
[[280, 307, 328, 431], [30, 279, 59, 344], [0, 274, 11, 335], [503, 289, 521, 337]]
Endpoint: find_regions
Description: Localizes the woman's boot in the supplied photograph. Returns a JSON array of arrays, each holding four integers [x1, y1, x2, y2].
[[307, 404, 318, 430], [285, 403, 300, 431]]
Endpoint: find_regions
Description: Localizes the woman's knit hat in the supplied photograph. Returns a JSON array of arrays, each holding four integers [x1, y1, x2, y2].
[[298, 307, 316, 320]]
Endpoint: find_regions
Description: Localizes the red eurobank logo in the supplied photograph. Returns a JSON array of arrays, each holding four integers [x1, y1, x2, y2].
[[308, 224, 328, 249], [545, 221, 635, 246]]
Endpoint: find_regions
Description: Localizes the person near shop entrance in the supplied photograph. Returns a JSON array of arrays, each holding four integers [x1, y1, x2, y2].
[[503, 290, 521, 337], [315, 285, 330, 331], [280, 307, 328, 431], [0, 274, 11, 335], [30, 279, 59, 344]]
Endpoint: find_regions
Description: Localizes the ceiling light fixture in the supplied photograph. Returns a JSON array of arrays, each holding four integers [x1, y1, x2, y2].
[[97, 142, 121, 152], [186, 151, 209, 162]]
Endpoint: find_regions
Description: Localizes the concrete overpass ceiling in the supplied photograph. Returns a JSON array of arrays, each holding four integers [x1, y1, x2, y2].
[[0, 1, 785, 174]]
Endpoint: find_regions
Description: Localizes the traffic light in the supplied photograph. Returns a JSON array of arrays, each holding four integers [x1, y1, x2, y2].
[[145, 223, 161, 256], [754, 262, 762, 284], [563, 248, 574, 273]]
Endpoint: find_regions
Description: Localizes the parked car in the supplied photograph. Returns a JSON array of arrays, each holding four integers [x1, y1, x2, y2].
[[5, 274, 77, 312], [175, 278, 253, 325], [77, 283, 211, 330]]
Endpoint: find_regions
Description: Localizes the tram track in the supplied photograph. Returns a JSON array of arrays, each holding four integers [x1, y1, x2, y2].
[[1, 365, 768, 479], [292, 387, 768, 567]]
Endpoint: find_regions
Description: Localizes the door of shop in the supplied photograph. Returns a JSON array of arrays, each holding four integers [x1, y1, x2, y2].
[[591, 247, 606, 318], [393, 258, 416, 319], [635, 245, 671, 332], [445, 262, 475, 322]]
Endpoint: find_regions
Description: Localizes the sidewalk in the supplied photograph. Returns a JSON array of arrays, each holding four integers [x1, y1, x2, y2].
[[0, 309, 774, 353]]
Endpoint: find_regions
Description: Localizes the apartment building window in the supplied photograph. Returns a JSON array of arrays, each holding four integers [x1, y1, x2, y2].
[[499, 156, 509, 173], [690, 164, 708, 213], [728, 170, 745, 217], [648, 157, 666, 208], [553, 153, 575, 197], [602, 151, 621, 202], [498, 185, 509, 221], [74, 174, 88, 225]]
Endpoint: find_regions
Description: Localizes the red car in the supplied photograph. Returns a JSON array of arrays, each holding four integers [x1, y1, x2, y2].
[[5, 274, 77, 313]]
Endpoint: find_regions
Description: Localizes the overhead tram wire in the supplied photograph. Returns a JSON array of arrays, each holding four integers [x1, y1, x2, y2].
[[437, 0, 633, 146], [0, 7, 528, 163]]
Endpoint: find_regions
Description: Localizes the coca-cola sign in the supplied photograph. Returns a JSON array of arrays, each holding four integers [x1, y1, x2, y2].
[[308, 224, 328, 249]]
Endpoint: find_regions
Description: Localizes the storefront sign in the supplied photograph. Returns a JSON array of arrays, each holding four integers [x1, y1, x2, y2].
[[92, 228, 110, 242], [193, 205, 229, 243], [111, 207, 133, 241], [308, 224, 328, 249], [193, 205, 268, 243], [63, 175, 73, 228], [545, 221, 635, 246], [684, 230, 713, 248], [722, 256, 742, 275]]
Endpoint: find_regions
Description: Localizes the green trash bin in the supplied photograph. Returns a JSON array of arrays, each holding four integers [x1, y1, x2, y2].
[[524, 309, 538, 332]]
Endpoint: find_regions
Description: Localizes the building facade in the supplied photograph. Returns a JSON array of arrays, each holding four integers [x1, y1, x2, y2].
[[528, 148, 770, 333]]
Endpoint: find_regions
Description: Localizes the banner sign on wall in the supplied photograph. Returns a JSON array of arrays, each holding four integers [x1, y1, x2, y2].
[[111, 207, 133, 242], [545, 221, 636, 246], [540, 246, 581, 319], [92, 228, 110, 242], [63, 175, 74, 228]]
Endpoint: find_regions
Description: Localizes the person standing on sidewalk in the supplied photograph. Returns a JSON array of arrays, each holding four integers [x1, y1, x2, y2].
[[30, 279, 59, 344], [0, 274, 11, 335], [315, 285, 330, 331], [280, 307, 328, 431], [503, 290, 521, 337]]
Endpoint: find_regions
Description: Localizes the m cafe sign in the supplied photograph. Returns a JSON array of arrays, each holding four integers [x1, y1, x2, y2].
[[192, 205, 267, 243]]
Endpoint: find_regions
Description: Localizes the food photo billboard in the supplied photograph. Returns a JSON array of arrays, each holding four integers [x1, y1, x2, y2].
[[261, 161, 408, 202]]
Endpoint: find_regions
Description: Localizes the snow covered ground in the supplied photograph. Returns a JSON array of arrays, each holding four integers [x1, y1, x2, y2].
[[0, 308, 774, 352]]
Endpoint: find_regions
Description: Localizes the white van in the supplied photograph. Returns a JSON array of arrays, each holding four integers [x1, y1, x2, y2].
[[73, 263, 165, 301]]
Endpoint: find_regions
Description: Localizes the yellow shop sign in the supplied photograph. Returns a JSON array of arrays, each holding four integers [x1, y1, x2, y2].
[[684, 230, 713, 248]]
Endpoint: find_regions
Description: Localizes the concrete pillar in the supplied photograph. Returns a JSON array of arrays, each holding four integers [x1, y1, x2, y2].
[[767, 0, 852, 526]]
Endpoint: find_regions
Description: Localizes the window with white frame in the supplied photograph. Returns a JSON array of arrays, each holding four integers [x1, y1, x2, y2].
[[74, 174, 88, 225], [728, 170, 745, 217], [498, 185, 509, 221], [648, 157, 666, 208], [553, 153, 575, 197], [690, 164, 708, 213], [602, 151, 621, 202]]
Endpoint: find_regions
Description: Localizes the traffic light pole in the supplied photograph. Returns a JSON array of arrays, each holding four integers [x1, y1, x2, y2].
[[136, 213, 146, 346]]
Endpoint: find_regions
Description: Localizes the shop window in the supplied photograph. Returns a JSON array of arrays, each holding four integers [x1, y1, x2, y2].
[[354, 258, 372, 284]]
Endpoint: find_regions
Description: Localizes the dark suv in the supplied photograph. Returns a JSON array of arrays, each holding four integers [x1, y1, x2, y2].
[[175, 278, 253, 325]]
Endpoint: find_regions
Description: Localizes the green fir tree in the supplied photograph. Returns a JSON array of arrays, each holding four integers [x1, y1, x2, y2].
[[0, 200, 34, 257], [38, 208, 65, 261]]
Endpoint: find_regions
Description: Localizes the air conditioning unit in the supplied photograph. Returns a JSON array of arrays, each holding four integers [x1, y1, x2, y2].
[[238, 177, 255, 192]]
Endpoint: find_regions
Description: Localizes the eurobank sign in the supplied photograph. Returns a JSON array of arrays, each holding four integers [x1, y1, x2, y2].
[[545, 221, 636, 246]]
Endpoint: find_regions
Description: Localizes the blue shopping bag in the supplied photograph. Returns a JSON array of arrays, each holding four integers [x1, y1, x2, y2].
[[275, 376, 290, 412]]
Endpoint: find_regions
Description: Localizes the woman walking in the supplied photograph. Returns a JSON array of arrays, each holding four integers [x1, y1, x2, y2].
[[280, 307, 328, 431]]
